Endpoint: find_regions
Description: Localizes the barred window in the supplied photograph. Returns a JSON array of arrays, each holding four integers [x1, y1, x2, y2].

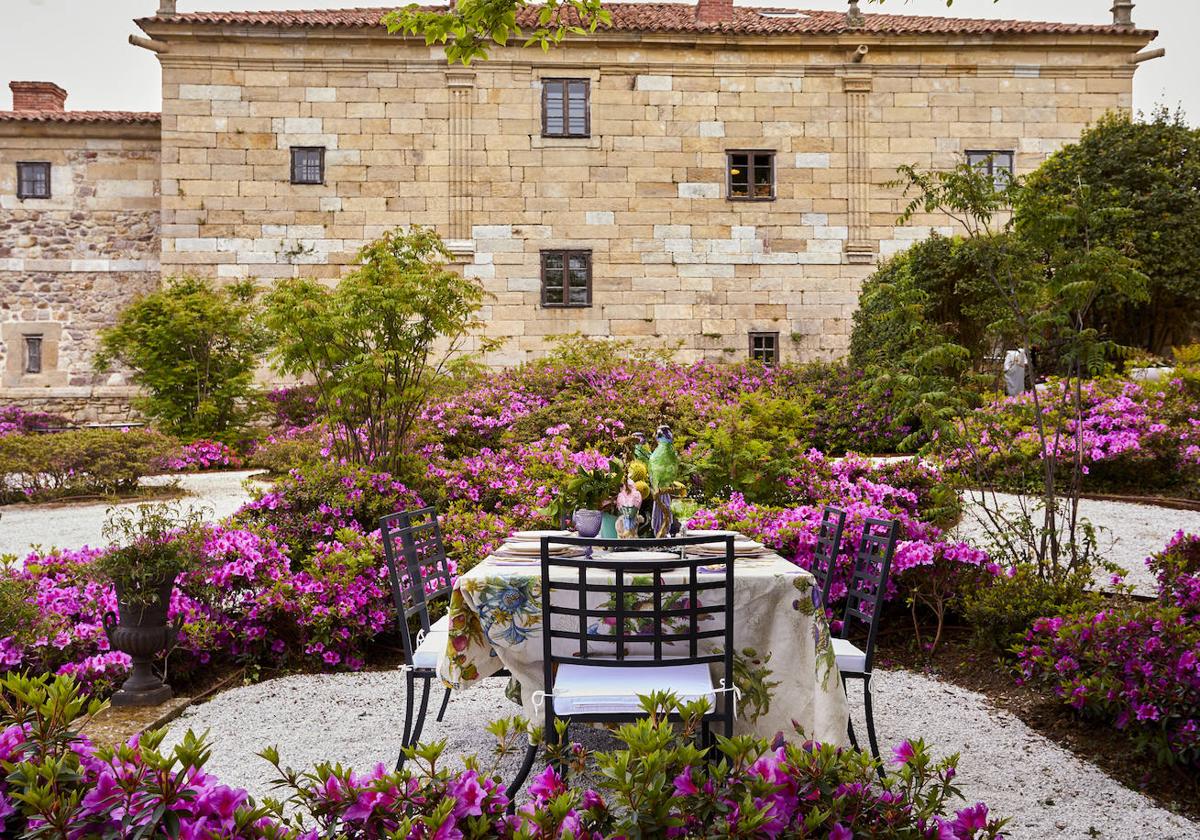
[[290, 147, 325, 185], [24, 335, 43, 374], [542, 79, 590, 138], [541, 250, 592, 308], [749, 332, 779, 365], [16, 162, 51, 199], [966, 150, 1015, 190]]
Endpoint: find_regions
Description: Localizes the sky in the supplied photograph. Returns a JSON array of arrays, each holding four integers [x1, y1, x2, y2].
[[0, 0, 1194, 121]]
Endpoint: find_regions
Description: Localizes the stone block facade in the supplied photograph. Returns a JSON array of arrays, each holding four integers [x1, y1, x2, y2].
[[139, 6, 1153, 367], [0, 110, 160, 416]]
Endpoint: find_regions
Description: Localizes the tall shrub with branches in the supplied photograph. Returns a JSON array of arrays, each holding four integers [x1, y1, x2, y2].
[[879, 161, 1146, 580], [262, 227, 495, 474], [95, 277, 267, 442]]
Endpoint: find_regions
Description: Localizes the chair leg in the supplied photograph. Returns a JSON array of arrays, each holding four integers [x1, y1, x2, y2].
[[408, 675, 434, 752], [863, 676, 885, 779], [397, 670, 416, 772], [435, 686, 452, 723], [506, 742, 540, 805], [701, 718, 711, 756]]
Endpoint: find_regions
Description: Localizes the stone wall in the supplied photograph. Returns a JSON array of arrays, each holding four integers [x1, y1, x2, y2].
[[140, 20, 1146, 367], [0, 122, 160, 400]]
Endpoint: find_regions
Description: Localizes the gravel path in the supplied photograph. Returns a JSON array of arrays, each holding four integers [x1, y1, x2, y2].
[[0, 470, 262, 558], [954, 491, 1200, 596], [162, 669, 1198, 839]]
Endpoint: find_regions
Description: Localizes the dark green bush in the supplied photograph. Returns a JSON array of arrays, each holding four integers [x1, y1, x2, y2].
[[247, 430, 325, 475], [0, 429, 172, 503], [962, 564, 1101, 654]]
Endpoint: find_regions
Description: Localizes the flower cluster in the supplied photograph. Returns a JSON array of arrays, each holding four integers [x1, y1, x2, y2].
[[158, 438, 243, 472], [1017, 531, 1200, 767], [0, 405, 67, 438]]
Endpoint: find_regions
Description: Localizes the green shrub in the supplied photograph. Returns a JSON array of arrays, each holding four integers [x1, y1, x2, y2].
[[95, 276, 268, 443], [0, 576, 41, 645], [247, 429, 325, 475], [962, 563, 1101, 654], [0, 429, 172, 503]]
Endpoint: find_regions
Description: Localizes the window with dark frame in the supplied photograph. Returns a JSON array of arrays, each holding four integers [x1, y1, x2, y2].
[[290, 147, 325, 185], [749, 332, 779, 366], [966, 150, 1015, 190], [16, 162, 51, 199], [23, 335, 43, 375], [542, 79, 590, 138], [727, 151, 775, 201], [540, 250, 592, 308]]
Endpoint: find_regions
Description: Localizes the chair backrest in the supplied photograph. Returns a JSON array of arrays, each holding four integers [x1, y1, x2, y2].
[[811, 506, 847, 606], [838, 517, 900, 673], [380, 506, 454, 666], [539, 535, 736, 708]]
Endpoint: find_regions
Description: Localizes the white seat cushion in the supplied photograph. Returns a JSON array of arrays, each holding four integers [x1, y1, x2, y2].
[[833, 637, 867, 673], [410, 614, 450, 670], [551, 662, 716, 716]]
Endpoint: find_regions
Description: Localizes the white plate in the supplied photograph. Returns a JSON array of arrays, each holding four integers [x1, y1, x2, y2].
[[692, 540, 764, 553], [503, 540, 578, 554], [509, 530, 572, 541], [593, 550, 681, 562], [685, 530, 740, 538]]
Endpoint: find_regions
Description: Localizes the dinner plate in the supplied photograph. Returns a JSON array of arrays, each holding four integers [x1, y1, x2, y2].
[[691, 540, 764, 553], [503, 540, 577, 554], [509, 530, 572, 541], [592, 550, 680, 562], [685, 530, 740, 539]]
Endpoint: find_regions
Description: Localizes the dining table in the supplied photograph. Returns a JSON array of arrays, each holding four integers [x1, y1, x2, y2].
[[435, 538, 851, 745]]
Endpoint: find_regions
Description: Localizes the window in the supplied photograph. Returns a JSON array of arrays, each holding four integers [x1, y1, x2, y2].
[[541, 250, 592, 308], [727, 151, 775, 201], [290, 147, 325, 185], [966, 150, 1014, 190], [16, 162, 51, 199], [542, 79, 590, 138], [749, 332, 779, 365], [23, 335, 43, 374]]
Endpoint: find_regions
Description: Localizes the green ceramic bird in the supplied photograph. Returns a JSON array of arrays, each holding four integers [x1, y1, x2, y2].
[[647, 425, 679, 492]]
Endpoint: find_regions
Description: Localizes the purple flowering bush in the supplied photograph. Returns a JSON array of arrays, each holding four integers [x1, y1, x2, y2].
[[1018, 531, 1200, 767], [158, 439, 243, 472], [1, 675, 1006, 840], [936, 376, 1200, 498], [0, 405, 67, 438]]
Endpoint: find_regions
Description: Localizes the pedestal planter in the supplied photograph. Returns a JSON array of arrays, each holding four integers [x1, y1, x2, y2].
[[103, 578, 181, 707]]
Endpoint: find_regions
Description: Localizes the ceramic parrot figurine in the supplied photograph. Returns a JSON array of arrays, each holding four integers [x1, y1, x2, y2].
[[615, 480, 643, 539], [647, 425, 680, 537]]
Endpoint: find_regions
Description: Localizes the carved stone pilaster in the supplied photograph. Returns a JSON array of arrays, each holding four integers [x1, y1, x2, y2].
[[843, 74, 873, 264], [446, 72, 475, 243]]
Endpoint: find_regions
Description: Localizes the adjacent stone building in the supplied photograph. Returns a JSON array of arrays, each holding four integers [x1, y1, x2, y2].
[[0, 82, 159, 421], [1, 1, 1158, 415]]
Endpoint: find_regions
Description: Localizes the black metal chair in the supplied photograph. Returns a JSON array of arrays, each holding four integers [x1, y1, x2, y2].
[[832, 516, 900, 772], [380, 506, 455, 771], [811, 506, 847, 607], [508, 534, 737, 794]]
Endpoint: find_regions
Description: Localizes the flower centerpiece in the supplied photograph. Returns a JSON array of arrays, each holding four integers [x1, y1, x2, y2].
[[548, 458, 624, 537], [94, 503, 205, 706]]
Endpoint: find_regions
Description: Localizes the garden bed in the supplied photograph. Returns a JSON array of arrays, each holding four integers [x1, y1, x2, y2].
[[880, 629, 1200, 822]]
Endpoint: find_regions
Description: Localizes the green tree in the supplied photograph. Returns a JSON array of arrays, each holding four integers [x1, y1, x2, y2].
[[1021, 108, 1200, 355], [95, 277, 267, 442], [262, 226, 495, 474], [386, 0, 987, 66]]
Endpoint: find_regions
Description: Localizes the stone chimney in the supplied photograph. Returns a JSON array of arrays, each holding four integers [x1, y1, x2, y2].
[[846, 0, 865, 28], [10, 81, 67, 112], [696, 0, 734, 24], [1111, 1, 1135, 26], [157, 1, 177, 14]]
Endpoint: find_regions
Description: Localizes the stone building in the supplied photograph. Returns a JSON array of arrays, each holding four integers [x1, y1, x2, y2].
[[0, 82, 159, 421], [1, 1, 1158, 415]]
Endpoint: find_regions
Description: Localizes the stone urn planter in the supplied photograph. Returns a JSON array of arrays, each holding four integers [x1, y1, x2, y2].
[[103, 577, 182, 706]]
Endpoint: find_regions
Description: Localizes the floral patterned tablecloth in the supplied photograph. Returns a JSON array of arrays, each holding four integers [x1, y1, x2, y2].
[[436, 552, 850, 744]]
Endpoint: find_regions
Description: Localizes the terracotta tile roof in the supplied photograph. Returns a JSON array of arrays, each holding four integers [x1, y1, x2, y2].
[[0, 110, 160, 124], [137, 4, 1157, 38]]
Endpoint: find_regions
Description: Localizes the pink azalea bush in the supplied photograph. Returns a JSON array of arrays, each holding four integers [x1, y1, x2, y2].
[[936, 376, 1200, 497], [1018, 531, 1200, 767], [158, 438, 243, 472], [0, 405, 67, 437], [0, 673, 1006, 840]]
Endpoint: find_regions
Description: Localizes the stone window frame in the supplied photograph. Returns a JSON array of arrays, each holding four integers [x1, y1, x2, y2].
[[2, 322, 65, 387], [16, 161, 51, 199], [966, 149, 1015, 190], [541, 78, 590, 138], [749, 331, 780, 365], [727, 150, 776, 202], [540, 249, 592, 308], [290, 146, 326, 185]]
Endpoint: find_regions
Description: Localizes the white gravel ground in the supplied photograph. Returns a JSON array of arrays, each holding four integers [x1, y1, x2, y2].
[[0, 470, 262, 558], [161, 669, 1198, 839], [954, 491, 1200, 596]]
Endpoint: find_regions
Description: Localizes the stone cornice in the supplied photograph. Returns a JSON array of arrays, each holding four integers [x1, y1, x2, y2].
[[0, 121, 160, 142]]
